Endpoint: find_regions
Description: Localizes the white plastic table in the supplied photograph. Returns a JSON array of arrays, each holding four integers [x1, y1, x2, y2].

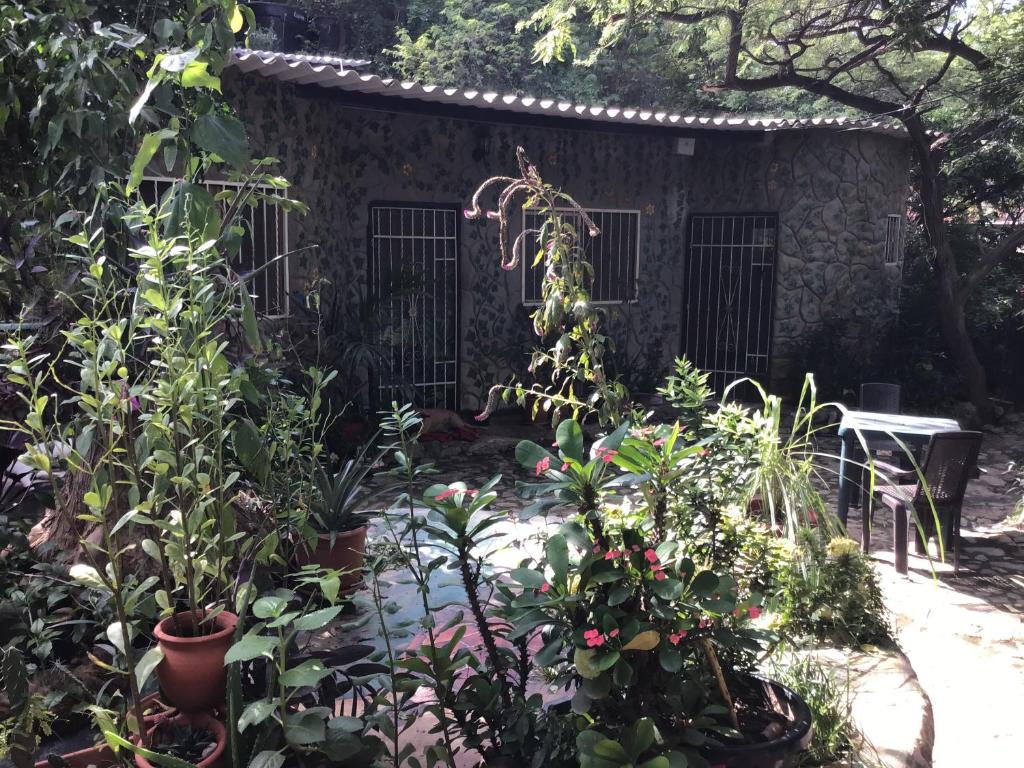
[[836, 410, 961, 524]]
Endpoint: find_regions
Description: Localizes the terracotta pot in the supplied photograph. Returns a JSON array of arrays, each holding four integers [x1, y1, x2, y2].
[[293, 526, 368, 591], [154, 610, 238, 712], [34, 744, 116, 768], [134, 711, 226, 768]]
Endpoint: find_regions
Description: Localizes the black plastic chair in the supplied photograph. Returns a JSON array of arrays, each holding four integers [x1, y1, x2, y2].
[[863, 430, 982, 575], [853, 383, 903, 506]]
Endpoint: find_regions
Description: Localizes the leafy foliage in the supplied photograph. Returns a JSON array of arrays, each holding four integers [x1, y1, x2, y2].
[[774, 534, 893, 647]]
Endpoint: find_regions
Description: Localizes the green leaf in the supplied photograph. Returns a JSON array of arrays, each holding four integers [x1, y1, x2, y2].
[[142, 288, 167, 311], [574, 648, 602, 679], [238, 699, 276, 733], [128, 131, 164, 194], [192, 113, 250, 168], [248, 752, 284, 768], [181, 60, 221, 91], [224, 633, 276, 664], [547, 533, 569, 581], [292, 606, 343, 631], [534, 637, 563, 668], [510, 567, 546, 588], [555, 419, 584, 462], [653, 578, 683, 601], [1, 648, 29, 708], [283, 710, 326, 745], [514, 439, 556, 471], [134, 646, 164, 690], [658, 645, 682, 673], [252, 596, 287, 619], [280, 659, 332, 688], [129, 77, 159, 124], [102, 731, 199, 768], [607, 583, 632, 606], [233, 419, 268, 484], [622, 630, 660, 651], [623, 718, 656, 757], [690, 571, 719, 597], [239, 279, 263, 353], [69, 563, 107, 591]]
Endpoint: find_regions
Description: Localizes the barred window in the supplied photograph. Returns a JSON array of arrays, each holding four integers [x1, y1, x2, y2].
[[521, 208, 640, 304], [884, 214, 904, 266], [140, 177, 291, 316]]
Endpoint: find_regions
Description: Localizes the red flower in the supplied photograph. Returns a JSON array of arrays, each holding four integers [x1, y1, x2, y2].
[[653, 437, 666, 447], [644, 548, 659, 564], [592, 544, 603, 555], [435, 488, 457, 501], [540, 583, 550, 594], [654, 571, 667, 581], [698, 619, 709, 629], [698, 448, 709, 457], [604, 549, 622, 561], [587, 634, 606, 648], [535, 457, 551, 475], [583, 628, 600, 639], [669, 631, 686, 645], [748, 606, 762, 619], [608, 628, 620, 638], [601, 449, 618, 463], [733, 608, 743, 618], [561, 462, 570, 472], [467, 489, 479, 497]]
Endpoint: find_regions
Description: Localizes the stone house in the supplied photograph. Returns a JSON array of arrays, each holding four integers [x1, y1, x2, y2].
[[207, 49, 911, 412]]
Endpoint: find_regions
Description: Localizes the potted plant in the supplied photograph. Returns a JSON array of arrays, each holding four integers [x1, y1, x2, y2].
[[504, 419, 813, 767], [131, 712, 226, 768], [293, 433, 388, 590]]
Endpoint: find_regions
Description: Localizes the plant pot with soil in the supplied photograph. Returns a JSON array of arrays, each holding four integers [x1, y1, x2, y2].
[[293, 434, 387, 591], [698, 674, 813, 768], [133, 711, 226, 768], [153, 610, 238, 712]]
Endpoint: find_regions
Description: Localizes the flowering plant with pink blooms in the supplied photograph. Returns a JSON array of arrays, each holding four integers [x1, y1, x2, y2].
[[494, 416, 785, 765]]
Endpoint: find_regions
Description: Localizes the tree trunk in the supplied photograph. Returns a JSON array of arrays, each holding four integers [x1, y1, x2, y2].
[[904, 116, 992, 421], [933, 246, 992, 421]]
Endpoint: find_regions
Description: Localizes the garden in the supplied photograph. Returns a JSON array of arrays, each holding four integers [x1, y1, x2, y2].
[[2, 2, 1023, 768]]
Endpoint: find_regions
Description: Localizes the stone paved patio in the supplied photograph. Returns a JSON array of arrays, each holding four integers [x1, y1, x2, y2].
[[355, 409, 1024, 766]]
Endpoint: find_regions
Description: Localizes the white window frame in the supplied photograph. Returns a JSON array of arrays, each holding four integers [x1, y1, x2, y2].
[[884, 213, 904, 267], [141, 176, 291, 317], [520, 207, 642, 306]]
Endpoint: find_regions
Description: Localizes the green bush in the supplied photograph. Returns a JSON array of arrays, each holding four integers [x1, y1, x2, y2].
[[774, 532, 892, 647]]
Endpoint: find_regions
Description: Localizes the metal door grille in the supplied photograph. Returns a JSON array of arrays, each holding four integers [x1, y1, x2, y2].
[[369, 204, 459, 410], [141, 177, 290, 316], [683, 214, 777, 395], [521, 208, 640, 304]]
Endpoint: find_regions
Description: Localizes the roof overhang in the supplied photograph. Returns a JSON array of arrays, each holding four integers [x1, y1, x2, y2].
[[227, 48, 909, 140]]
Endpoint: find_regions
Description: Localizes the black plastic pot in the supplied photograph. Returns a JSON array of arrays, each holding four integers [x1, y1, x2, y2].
[[249, 1, 308, 52], [699, 674, 813, 768]]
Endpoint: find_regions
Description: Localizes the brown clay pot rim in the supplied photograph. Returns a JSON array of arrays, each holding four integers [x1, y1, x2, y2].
[[33, 743, 113, 768], [314, 524, 367, 540], [135, 711, 226, 768], [154, 610, 238, 646]]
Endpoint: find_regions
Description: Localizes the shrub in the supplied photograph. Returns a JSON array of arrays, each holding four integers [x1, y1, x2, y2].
[[774, 532, 892, 646]]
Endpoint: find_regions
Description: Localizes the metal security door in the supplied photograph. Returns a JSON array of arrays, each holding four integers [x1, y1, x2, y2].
[[683, 214, 777, 395], [369, 204, 459, 409]]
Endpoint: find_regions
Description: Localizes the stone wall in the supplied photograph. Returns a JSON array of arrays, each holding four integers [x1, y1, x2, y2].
[[691, 130, 910, 388], [226, 70, 910, 407]]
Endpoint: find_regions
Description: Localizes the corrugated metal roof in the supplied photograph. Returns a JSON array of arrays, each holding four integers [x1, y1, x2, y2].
[[227, 48, 908, 138]]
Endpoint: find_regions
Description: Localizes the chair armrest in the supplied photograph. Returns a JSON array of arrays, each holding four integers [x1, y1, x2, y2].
[[868, 460, 916, 482]]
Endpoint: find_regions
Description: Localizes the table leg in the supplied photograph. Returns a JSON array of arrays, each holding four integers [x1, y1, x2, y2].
[[837, 430, 855, 526]]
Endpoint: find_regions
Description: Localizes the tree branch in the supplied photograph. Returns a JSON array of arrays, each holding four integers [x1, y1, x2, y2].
[[966, 226, 1024, 292]]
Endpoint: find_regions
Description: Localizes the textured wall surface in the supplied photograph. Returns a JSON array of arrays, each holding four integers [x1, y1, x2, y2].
[[226, 71, 910, 406]]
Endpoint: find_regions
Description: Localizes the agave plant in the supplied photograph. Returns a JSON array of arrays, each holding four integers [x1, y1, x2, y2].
[[307, 431, 388, 537]]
